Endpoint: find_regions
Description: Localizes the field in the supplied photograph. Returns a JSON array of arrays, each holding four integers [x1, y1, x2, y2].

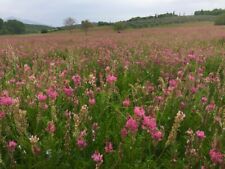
[[0, 22, 225, 169]]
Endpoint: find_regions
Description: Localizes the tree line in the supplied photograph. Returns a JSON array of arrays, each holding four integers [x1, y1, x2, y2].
[[194, 9, 225, 16], [0, 18, 25, 34]]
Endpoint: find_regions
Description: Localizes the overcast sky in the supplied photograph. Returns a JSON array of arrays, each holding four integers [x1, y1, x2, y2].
[[0, 0, 224, 26]]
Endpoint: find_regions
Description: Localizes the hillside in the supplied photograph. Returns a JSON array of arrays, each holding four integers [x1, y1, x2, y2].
[[125, 15, 217, 28], [24, 24, 55, 33]]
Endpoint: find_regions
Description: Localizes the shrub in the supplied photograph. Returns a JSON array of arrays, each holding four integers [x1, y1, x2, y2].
[[5, 20, 26, 34], [215, 14, 225, 25], [113, 21, 126, 33], [41, 29, 48, 34]]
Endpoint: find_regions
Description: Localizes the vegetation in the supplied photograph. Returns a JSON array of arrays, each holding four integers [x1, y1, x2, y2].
[[25, 24, 54, 34], [64, 17, 76, 30], [98, 21, 113, 26], [194, 8, 225, 16], [215, 14, 225, 25], [0, 19, 25, 34], [81, 20, 93, 35], [125, 15, 216, 28], [113, 21, 126, 33]]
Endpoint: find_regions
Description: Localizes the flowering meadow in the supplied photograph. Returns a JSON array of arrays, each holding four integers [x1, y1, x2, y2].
[[0, 23, 225, 169]]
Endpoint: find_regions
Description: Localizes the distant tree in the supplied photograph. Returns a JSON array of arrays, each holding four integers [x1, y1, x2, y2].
[[64, 17, 76, 30], [215, 14, 225, 25], [98, 21, 112, 26], [113, 21, 126, 33], [41, 29, 48, 33], [81, 20, 93, 35], [5, 20, 25, 34], [0, 18, 3, 30], [194, 9, 225, 16]]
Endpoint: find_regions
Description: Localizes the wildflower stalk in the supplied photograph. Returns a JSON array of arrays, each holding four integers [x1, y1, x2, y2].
[[165, 111, 186, 147]]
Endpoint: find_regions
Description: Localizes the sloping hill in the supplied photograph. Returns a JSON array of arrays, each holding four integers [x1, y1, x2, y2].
[[24, 24, 55, 33]]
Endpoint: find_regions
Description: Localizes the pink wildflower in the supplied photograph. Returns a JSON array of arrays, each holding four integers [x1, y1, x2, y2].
[[89, 98, 96, 105], [121, 128, 128, 138], [191, 87, 198, 94], [76, 138, 87, 149], [125, 117, 138, 133], [142, 116, 157, 131], [91, 151, 103, 164], [7, 140, 17, 152], [123, 99, 130, 107], [63, 86, 74, 97], [0, 96, 14, 106], [209, 149, 224, 164], [206, 102, 216, 112], [169, 79, 178, 88], [151, 130, 163, 141], [0, 111, 5, 120], [24, 64, 31, 72], [201, 96, 208, 104], [46, 121, 56, 134], [134, 106, 145, 117], [106, 74, 117, 84], [104, 142, 113, 153], [46, 87, 58, 100], [37, 92, 47, 102], [196, 130, 205, 139], [72, 74, 81, 86]]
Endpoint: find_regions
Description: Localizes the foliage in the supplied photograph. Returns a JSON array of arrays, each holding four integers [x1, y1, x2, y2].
[[41, 29, 48, 34], [0, 18, 3, 30], [64, 17, 76, 30], [214, 14, 225, 25], [0, 19, 25, 34], [81, 20, 93, 35], [5, 20, 26, 34], [98, 21, 113, 26], [195, 8, 225, 16], [113, 21, 126, 33], [125, 15, 216, 28], [25, 24, 54, 34]]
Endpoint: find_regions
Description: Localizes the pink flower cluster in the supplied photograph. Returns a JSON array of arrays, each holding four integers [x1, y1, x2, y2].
[[46, 87, 58, 100], [106, 74, 117, 84], [0, 111, 6, 120], [104, 142, 113, 153], [206, 102, 216, 112], [46, 121, 56, 134], [91, 151, 103, 165], [122, 106, 163, 141], [37, 92, 47, 102], [72, 74, 81, 86], [63, 86, 74, 97], [76, 130, 87, 149], [0, 96, 14, 106], [209, 149, 224, 164], [134, 106, 145, 117], [142, 115, 163, 141], [196, 130, 205, 140], [7, 140, 17, 152], [125, 117, 138, 133], [123, 98, 130, 107]]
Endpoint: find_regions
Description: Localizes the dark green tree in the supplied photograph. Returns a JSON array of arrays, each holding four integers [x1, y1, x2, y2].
[[81, 20, 93, 35], [5, 20, 25, 34], [113, 21, 126, 33], [0, 18, 3, 30]]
